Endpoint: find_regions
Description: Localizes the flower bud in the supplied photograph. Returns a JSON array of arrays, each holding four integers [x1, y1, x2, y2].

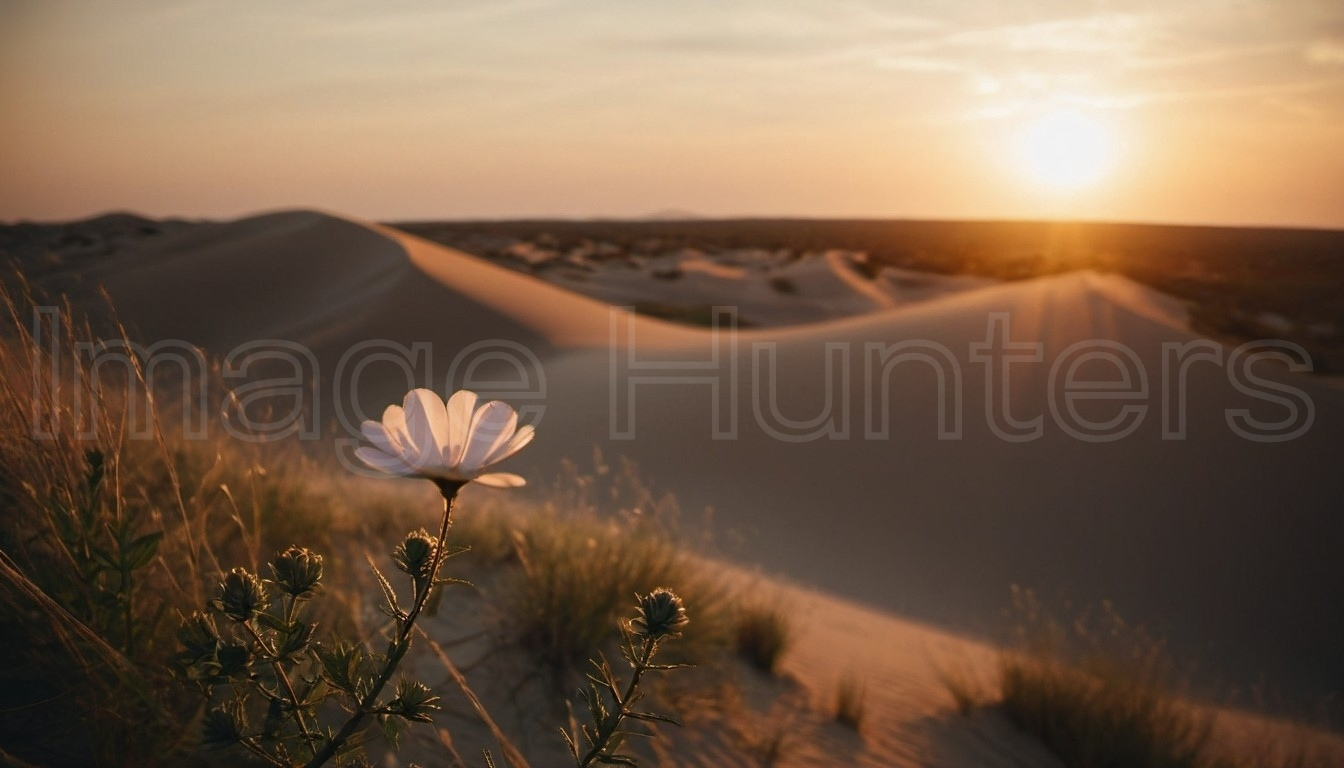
[[175, 612, 224, 682], [211, 567, 267, 622], [216, 639, 253, 678], [270, 545, 323, 598], [202, 703, 245, 748], [177, 612, 219, 658], [390, 676, 442, 723], [393, 529, 438, 579], [631, 587, 689, 639]]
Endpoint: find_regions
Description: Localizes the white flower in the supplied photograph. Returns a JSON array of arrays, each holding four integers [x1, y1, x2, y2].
[[356, 389, 533, 488]]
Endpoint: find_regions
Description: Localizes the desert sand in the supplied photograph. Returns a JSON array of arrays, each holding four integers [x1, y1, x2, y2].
[[24, 208, 1344, 763]]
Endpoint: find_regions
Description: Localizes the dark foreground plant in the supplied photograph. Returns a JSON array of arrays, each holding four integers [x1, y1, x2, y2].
[[180, 485, 460, 768], [180, 387, 538, 767], [562, 587, 692, 767]]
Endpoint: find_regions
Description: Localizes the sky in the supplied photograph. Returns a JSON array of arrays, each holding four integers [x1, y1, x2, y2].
[[2, 0, 1343, 227]]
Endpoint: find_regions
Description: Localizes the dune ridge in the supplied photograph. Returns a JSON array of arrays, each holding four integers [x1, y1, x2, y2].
[[65, 209, 1344, 713]]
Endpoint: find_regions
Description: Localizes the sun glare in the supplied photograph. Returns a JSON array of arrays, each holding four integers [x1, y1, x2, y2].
[[1019, 110, 1113, 189]]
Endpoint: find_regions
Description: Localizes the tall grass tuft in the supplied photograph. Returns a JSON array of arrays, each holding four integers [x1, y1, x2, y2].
[[834, 673, 866, 731], [507, 454, 731, 679], [733, 602, 792, 675], [0, 284, 208, 764], [984, 588, 1344, 768], [994, 588, 1213, 768], [0, 283, 345, 764]]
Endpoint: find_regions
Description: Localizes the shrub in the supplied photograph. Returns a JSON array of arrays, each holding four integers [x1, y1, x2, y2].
[[734, 603, 792, 675], [994, 588, 1213, 768], [507, 455, 730, 678], [834, 673, 866, 730]]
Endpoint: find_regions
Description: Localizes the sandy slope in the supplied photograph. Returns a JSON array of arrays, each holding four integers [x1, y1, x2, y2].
[[81, 210, 700, 355], [59, 210, 1344, 734], [542, 248, 902, 327]]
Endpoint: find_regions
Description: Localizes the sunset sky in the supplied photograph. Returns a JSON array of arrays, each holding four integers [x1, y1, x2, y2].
[[2, 0, 1343, 227]]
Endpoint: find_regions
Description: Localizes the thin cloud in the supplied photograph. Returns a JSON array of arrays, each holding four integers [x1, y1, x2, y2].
[[1306, 39, 1344, 65], [1125, 42, 1298, 70]]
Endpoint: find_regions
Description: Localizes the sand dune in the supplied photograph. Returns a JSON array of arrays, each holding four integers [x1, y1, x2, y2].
[[436, 236, 988, 327], [80, 210, 698, 355], [61, 210, 1344, 711], [531, 270, 1344, 702]]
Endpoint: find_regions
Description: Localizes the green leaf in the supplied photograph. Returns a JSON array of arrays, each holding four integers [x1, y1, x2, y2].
[[261, 696, 285, 739], [559, 726, 578, 759], [627, 711, 682, 726], [278, 621, 316, 661], [123, 530, 163, 570], [256, 612, 291, 634], [83, 449, 105, 493], [365, 555, 403, 619], [390, 677, 441, 723], [302, 678, 331, 707], [377, 713, 403, 750], [313, 642, 361, 694], [90, 547, 119, 572]]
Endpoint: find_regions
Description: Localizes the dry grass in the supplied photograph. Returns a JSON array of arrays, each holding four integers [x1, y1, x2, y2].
[[505, 455, 733, 679], [834, 673, 866, 731], [733, 602, 793, 675], [0, 284, 218, 764], [975, 588, 1344, 768], [0, 284, 381, 764], [934, 656, 990, 717], [0, 285, 743, 764]]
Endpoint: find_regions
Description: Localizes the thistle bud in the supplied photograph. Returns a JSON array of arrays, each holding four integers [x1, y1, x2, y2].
[[631, 587, 689, 639], [177, 612, 219, 658], [216, 640, 253, 678], [270, 545, 323, 599], [211, 567, 267, 622], [202, 703, 245, 749], [393, 529, 438, 580], [175, 612, 223, 681], [389, 676, 442, 723]]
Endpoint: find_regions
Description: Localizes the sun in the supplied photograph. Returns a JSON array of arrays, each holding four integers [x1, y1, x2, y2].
[[1018, 110, 1114, 189]]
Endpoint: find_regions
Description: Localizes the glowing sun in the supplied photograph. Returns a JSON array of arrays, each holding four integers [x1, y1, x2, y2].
[[1019, 110, 1114, 189]]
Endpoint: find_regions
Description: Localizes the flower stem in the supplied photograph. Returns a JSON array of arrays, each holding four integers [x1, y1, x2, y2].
[[304, 483, 461, 768], [578, 634, 659, 767], [243, 621, 317, 752], [239, 735, 289, 768]]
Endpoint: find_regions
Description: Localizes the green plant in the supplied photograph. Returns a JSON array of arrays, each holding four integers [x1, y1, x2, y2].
[[42, 447, 164, 658], [184, 482, 468, 768], [0, 284, 211, 764], [562, 588, 692, 767]]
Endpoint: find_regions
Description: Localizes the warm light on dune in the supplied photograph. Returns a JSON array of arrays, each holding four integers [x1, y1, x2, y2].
[[1019, 110, 1114, 190]]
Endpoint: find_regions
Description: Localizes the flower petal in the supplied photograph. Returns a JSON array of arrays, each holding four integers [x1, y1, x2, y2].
[[381, 404, 411, 454], [361, 420, 400, 459], [444, 389, 479, 469], [402, 389, 451, 472], [473, 472, 526, 488], [484, 423, 534, 467], [355, 446, 407, 474], [459, 401, 517, 474]]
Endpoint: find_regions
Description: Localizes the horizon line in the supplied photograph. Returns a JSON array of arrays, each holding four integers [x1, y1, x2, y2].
[[10, 206, 1344, 235]]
